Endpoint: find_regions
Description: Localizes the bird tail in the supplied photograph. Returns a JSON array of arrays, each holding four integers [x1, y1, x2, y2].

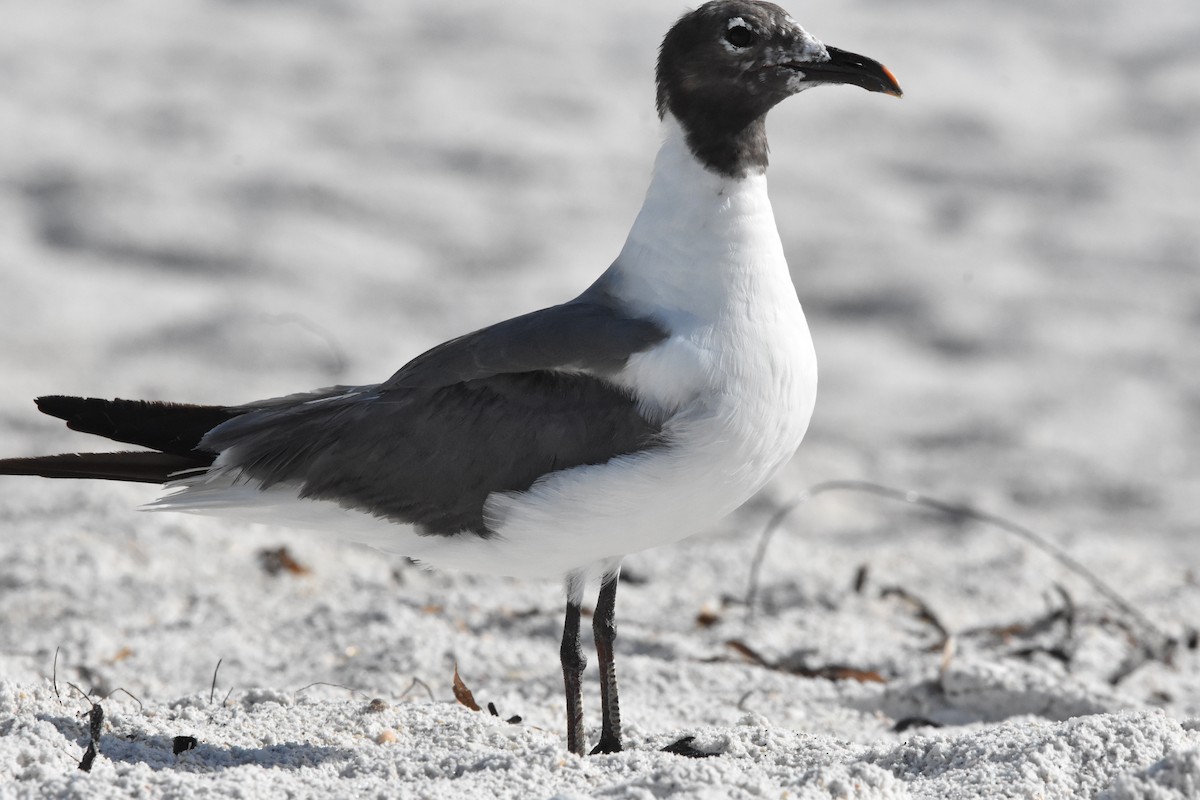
[[0, 396, 240, 484]]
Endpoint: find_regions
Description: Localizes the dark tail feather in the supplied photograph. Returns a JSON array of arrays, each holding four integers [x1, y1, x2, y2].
[[36, 396, 240, 455], [0, 452, 213, 484]]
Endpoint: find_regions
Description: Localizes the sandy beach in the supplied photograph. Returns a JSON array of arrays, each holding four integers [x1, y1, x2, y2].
[[1, 1, 1198, 796]]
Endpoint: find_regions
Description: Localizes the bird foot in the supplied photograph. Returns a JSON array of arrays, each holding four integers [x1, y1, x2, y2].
[[589, 736, 623, 755]]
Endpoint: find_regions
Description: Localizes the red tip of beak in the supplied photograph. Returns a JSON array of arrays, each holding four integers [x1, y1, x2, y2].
[[880, 64, 903, 98]]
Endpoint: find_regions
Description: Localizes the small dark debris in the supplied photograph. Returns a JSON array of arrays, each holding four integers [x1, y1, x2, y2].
[[695, 609, 721, 628], [1187, 629, 1199, 650], [880, 586, 950, 640], [87, 704, 103, 741], [1109, 649, 1158, 686], [257, 546, 311, 576], [79, 742, 98, 772], [365, 698, 388, 714], [662, 736, 720, 758], [78, 704, 104, 771], [959, 593, 1075, 656], [853, 564, 869, 594], [893, 717, 943, 733], [1009, 645, 1072, 665], [172, 736, 198, 755], [486, 702, 521, 724]]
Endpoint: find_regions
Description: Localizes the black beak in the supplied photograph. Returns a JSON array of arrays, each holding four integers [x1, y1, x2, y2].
[[794, 46, 903, 97]]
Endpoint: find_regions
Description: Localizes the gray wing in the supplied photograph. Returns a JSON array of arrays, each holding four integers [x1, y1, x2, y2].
[[383, 300, 667, 389], [203, 302, 669, 537]]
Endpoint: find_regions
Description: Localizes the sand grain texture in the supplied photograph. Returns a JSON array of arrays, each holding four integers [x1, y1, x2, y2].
[[1, 1, 1198, 797]]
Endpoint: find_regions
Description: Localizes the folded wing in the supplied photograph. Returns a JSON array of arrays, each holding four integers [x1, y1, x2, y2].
[[3, 301, 670, 538]]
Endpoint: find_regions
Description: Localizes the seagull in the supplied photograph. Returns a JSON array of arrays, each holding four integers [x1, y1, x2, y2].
[[0, 0, 899, 756]]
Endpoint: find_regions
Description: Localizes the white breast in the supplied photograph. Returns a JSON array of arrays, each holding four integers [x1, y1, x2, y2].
[[410, 115, 818, 578]]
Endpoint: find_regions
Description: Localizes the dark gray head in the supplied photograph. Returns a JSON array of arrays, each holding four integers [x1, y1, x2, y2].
[[657, 1, 901, 178]]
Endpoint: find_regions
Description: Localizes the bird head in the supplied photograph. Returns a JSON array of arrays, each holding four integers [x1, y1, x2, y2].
[[656, 0, 901, 176]]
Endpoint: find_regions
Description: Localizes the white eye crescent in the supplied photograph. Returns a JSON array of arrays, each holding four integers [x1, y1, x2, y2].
[[724, 19, 758, 50]]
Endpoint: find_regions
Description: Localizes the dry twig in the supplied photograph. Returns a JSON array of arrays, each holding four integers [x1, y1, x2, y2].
[[746, 480, 1172, 662]]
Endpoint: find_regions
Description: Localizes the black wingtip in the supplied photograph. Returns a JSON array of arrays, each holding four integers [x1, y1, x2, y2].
[[29, 396, 240, 455], [0, 451, 210, 483], [35, 395, 77, 421]]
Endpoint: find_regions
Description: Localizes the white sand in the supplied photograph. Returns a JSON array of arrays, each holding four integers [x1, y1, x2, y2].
[[1, 1, 1198, 797]]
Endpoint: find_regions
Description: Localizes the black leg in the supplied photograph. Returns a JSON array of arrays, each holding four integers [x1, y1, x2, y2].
[[561, 578, 587, 756], [590, 568, 623, 754]]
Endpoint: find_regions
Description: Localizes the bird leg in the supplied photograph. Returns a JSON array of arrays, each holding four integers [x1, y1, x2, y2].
[[590, 568, 623, 754], [561, 574, 587, 756]]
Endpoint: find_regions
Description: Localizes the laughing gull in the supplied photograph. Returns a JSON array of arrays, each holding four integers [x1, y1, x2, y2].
[[0, 0, 899, 755]]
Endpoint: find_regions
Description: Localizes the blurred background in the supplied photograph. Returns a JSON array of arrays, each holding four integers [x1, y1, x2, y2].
[[1, 0, 1198, 724]]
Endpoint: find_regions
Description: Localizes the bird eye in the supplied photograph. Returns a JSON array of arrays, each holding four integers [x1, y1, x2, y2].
[[724, 24, 757, 49]]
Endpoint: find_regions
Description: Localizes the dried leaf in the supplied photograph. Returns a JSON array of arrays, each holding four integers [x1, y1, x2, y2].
[[725, 639, 770, 666], [880, 585, 949, 639], [257, 546, 311, 576], [815, 666, 887, 684], [452, 663, 481, 712], [728, 639, 888, 683]]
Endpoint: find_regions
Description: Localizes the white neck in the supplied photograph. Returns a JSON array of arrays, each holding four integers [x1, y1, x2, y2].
[[597, 114, 794, 325]]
